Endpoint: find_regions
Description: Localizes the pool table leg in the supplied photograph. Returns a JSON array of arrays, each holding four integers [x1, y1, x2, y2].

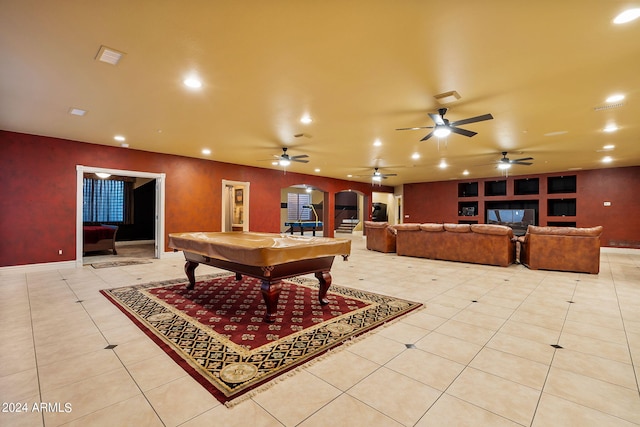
[[184, 260, 199, 290], [315, 271, 332, 305], [261, 280, 282, 323]]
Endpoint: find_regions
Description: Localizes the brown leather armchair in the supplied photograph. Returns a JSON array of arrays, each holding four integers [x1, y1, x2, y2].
[[364, 221, 397, 253], [518, 225, 603, 274]]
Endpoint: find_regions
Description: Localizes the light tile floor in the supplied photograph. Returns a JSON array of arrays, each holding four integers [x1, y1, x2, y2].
[[1, 236, 639, 426]]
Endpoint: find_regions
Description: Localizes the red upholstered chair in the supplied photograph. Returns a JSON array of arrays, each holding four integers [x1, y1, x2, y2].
[[364, 221, 397, 253]]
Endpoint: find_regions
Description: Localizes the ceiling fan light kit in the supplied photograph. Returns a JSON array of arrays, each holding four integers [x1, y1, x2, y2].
[[398, 107, 493, 142]]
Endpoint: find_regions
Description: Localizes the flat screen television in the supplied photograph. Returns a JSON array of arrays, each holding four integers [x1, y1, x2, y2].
[[486, 208, 535, 235]]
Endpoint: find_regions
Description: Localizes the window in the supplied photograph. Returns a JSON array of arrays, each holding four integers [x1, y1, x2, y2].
[[83, 178, 133, 223], [287, 193, 311, 221]]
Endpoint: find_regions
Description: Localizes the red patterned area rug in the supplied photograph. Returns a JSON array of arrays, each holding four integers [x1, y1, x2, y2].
[[100, 273, 422, 405]]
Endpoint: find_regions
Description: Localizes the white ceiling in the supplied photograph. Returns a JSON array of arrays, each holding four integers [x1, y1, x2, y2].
[[1, 1, 639, 186]]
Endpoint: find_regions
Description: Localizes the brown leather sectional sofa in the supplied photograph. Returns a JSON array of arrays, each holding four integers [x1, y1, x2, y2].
[[518, 225, 603, 274], [363, 221, 397, 253], [393, 223, 516, 267]]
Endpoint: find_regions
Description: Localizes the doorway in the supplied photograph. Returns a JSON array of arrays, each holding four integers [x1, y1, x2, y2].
[[76, 166, 166, 268], [222, 180, 250, 231]]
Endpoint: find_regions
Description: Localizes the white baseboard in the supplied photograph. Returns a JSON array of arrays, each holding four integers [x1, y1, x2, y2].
[[0, 260, 77, 275], [601, 247, 640, 255]]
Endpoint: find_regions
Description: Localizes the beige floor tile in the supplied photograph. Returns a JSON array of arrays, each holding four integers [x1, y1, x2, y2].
[[499, 320, 560, 344], [0, 368, 39, 402], [415, 331, 482, 365], [486, 332, 556, 365], [558, 332, 632, 364], [416, 394, 521, 427], [35, 331, 108, 366], [181, 399, 282, 427], [306, 347, 379, 391], [38, 348, 123, 391], [299, 393, 403, 427], [562, 319, 629, 345], [41, 367, 141, 426], [0, 336, 36, 377], [399, 309, 448, 330], [435, 319, 497, 346], [347, 367, 441, 426], [469, 347, 549, 389], [375, 319, 431, 344], [251, 370, 342, 426], [544, 366, 640, 424], [61, 394, 164, 427], [112, 335, 168, 365], [447, 367, 540, 425], [533, 393, 637, 427], [144, 375, 220, 427], [0, 394, 44, 427], [552, 348, 637, 390], [452, 309, 507, 331], [386, 347, 465, 391], [124, 353, 189, 391], [345, 332, 407, 365]]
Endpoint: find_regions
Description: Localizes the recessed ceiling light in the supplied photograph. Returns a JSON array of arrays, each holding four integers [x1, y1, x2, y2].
[[613, 8, 640, 24], [602, 156, 613, 163], [411, 153, 420, 160], [95, 45, 125, 65], [69, 108, 87, 116], [373, 139, 382, 147], [439, 160, 448, 169], [183, 77, 202, 89], [606, 94, 625, 103], [314, 168, 321, 172], [463, 170, 470, 175], [114, 135, 126, 142], [347, 174, 353, 178], [300, 114, 312, 124], [603, 144, 615, 150], [603, 124, 618, 133], [202, 148, 211, 155]]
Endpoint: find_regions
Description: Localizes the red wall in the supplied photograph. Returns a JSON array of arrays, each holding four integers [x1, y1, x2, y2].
[[0, 131, 391, 267], [403, 167, 640, 248]]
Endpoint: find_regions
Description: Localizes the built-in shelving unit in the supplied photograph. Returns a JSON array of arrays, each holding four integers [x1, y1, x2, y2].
[[456, 174, 577, 228]]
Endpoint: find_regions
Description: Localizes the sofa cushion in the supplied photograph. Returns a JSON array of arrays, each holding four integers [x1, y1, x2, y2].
[[443, 223, 471, 233], [394, 223, 421, 231], [419, 223, 445, 232], [471, 224, 513, 236], [526, 225, 603, 237], [364, 221, 389, 229]]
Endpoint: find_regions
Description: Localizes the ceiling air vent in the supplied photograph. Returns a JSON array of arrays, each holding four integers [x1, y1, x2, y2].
[[434, 90, 461, 105], [95, 45, 125, 65], [593, 103, 624, 111]]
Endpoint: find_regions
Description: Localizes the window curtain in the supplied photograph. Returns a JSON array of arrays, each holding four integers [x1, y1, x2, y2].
[[83, 178, 134, 224]]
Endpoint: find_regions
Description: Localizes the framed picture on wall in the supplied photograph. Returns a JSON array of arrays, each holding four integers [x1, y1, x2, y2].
[[235, 189, 243, 203]]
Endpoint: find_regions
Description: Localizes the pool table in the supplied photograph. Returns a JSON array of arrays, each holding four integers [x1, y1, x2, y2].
[[284, 221, 323, 236], [168, 232, 351, 322]]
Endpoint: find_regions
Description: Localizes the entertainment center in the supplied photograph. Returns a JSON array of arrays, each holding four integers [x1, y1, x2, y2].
[[457, 175, 577, 234]]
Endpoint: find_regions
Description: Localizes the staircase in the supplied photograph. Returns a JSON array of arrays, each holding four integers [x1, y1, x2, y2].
[[335, 219, 359, 234]]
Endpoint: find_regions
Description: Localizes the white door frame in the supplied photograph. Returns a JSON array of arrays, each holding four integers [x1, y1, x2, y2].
[[222, 180, 250, 231], [76, 165, 166, 267]]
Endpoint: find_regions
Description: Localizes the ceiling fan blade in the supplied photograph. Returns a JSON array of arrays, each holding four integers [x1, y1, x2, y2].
[[449, 126, 477, 137], [512, 157, 534, 162], [396, 126, 434, 131], [451, 113, 494, 126], [382, 173, 398, 177], [291, 154, 309, 159], [428, 113, 445, 126], [513, 161, 533, 166], [420, 131, 435, 141], [292, 158, 309, 163]]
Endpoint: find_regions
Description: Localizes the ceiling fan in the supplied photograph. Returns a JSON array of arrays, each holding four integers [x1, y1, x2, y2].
[[273, 147, 309, 166], [355, 167, 397, 181], [497, 152, 534, 169], [396, 108, 493, 141]]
